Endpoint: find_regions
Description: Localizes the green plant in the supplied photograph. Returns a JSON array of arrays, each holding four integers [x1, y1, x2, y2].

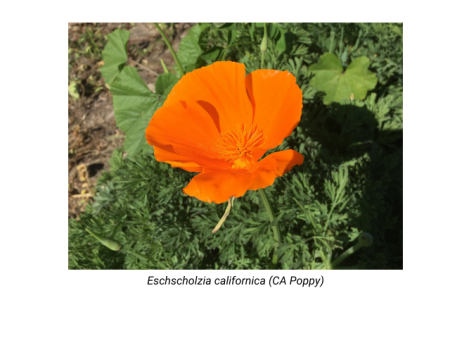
[[69, 23, 402, 270], [68, 23, 112, 100], [309, 53, 377, 104]]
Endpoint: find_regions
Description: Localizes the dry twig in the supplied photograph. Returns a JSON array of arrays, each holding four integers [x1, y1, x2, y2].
[[129, 59, 159, 76]]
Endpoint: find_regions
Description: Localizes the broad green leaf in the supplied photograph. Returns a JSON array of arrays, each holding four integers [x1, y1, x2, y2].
[[310, 53, 377, 105], [110, 66, 163, 155], [155, 73, 179, 97], [100, 29, 130, 86], [200, 46, 223, 61], [176, 24, 208, 75]]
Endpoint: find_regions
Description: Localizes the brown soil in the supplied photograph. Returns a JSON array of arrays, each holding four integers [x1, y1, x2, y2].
[[68, 23, 194, 218]]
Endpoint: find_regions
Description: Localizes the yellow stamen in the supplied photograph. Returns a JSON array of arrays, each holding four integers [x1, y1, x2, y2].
[[217, 125, 265, 169]]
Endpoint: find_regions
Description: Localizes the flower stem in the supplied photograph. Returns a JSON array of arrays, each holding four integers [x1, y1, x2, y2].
[[258, 189, 281, 265], [330, 232, 373, 269], [212, 197, 235, 233], [330, 243, 360, 269], [153, 23, 185, 77]]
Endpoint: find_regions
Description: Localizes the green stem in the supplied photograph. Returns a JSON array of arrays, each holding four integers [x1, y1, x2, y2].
[[330, 232, 373, 269], [324, 200, 337, 233], [330, 243, 362, 269], [258, 189, 281, 265], [160, 58, 169, 74], [153, 23, 185, 77]]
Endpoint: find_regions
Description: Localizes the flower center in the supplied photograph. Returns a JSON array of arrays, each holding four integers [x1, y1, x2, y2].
[[218, 124, 265, 169]]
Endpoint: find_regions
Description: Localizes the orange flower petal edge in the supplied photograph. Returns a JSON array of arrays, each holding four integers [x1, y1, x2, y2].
[[183, 150, 304, 203], [145, 61, 304, 203]]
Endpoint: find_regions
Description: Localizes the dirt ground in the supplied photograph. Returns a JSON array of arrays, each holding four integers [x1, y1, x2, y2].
[[68, 23, 194, 218]]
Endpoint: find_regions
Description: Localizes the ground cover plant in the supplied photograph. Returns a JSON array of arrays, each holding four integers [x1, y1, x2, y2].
[[69, 23, 403, 270]]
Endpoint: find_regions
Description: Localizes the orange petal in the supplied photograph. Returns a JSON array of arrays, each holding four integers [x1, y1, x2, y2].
[[183, 150, 304, 203], [161, 159, 203, 172], [248, 150, 304, 190], [183, 170, 253, 204], [146, 100, 231, 171], [153, 146, 202, 172], [246, 70, 303, 150], [164, 61, 253, 133], [177, 166, 203, 172]]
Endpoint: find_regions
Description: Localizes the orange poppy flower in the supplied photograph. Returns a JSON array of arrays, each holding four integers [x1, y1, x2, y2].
[[145, 61, 303, 204]]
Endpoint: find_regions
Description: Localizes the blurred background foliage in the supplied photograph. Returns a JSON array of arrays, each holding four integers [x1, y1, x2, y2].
[[69, 22, 402, 270]]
